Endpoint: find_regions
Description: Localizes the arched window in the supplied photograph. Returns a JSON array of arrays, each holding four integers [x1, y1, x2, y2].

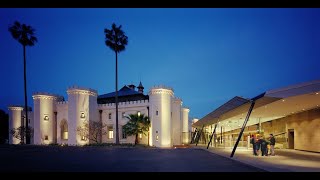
[[60, 120, 68, 140]]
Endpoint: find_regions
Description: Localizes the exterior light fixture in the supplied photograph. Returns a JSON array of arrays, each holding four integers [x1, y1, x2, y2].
[[44, 115, 49, 121], [316, 92, 319, 95], [282, 99, 285, 102], [80, 112, 85, 118]]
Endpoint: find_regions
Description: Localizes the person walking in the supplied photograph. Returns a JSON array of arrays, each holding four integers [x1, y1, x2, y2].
[[250, 135, 258, 156], [259, 137, 268, 156], [269, 134, 276, 156]]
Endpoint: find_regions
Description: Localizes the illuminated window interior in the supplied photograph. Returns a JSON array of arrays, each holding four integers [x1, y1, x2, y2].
[[81, 136, 86, 141], [108, 113, 112, 119], [108, 127, 113, 139], [139, 133, 142, 139], [44, 115, 49, 121], [137, 111, 141, 117], [61, 120, 68, 140], [156, 135, 159, 141]]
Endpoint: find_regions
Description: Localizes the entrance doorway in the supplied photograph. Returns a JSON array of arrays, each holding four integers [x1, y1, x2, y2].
[[288, 129, 294, 149]]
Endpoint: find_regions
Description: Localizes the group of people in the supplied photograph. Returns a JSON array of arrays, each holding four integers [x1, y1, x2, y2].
[[250, 134, 276, 156]]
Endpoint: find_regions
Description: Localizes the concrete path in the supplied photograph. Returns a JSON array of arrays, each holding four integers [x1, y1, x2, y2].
[[194, 144, 320, 172]]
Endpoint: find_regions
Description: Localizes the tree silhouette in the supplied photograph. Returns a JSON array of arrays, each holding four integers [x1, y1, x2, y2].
[[123, 113, 150, 145], [8, 21, 37, 144], [76, 120, 108, 144], [104, 23, 128, 145]]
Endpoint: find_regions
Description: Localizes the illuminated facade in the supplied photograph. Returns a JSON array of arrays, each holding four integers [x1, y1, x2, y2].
[[192, 80, 320, 153], [8, 83, 190, 147]]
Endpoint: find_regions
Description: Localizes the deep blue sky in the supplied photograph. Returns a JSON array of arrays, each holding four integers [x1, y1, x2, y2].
[[1, 8, 320, 119]]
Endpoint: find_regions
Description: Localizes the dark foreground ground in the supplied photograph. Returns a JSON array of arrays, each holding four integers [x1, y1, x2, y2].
[[0, 145, 264, 172]]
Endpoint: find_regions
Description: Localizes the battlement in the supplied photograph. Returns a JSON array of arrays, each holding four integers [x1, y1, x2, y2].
[[98, 99, 149, 108], [67, 85, 98, 96], [149, 85, 174, 96], [173, 96, 182, 102], [182, 107, 190, 111], [150, 85, 173, 91], [32, 92, 63, 100], [56, 101, 68, 105], [8, 106, 24, 111]]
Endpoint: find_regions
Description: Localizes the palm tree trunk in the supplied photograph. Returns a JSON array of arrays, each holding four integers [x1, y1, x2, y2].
[[115, 51, 120, 145], [135, 133, 138, 145], [23, 45, 29, 144]]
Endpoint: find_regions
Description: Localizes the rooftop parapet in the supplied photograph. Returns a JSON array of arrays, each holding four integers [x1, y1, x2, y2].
[[67, 85, 98, 96]]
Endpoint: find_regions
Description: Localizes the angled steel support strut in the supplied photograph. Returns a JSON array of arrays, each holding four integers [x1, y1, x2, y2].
[[196, 125, 204, 146], [230, 100, 256, 158], [190, 128, 198, 144], [207, 123, 217, 149]]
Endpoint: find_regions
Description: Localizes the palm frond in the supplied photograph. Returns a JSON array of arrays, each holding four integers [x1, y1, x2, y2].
[[8, 20, 37, 47]]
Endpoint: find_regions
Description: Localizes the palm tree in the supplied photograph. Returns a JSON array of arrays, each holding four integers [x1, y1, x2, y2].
[[9, 21, 37, 144], [123, 113, 150, 145], [104, 23, 128, 145]]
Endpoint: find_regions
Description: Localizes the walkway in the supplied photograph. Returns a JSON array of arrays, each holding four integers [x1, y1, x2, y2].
[[193, 144, 320, 172]]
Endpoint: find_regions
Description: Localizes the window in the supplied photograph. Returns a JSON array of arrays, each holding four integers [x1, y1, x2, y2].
[[81, 136, 86, 141], [122, 127, 127, 139], [137, 111, 141, 117], [28, 119, 31, 123], [80, 112, 85, 119], [139, 133, 142, 139], [108, 127, 113, 139], [156, 135, 159, 141], [108, 113, 112, 119], [44, 115, 49, 121], [122, 112, 126, 118], [61, 120, 68, 140], [171, 112, 172, 117], [44, 135, 48, 140], [156, 111, 158, 116]]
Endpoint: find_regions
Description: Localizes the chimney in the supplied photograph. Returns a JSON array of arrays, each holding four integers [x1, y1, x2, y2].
[[128, 84, 136, 91]]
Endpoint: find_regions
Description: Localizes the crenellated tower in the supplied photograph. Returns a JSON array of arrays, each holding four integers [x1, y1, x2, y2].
[[8, 106, 24, 144], [181, 107, 190, 144], [67, 86, 98, 145], [149, 86, 173, 147], [171, 97, 182, 145], [32, 93, 63, 145]]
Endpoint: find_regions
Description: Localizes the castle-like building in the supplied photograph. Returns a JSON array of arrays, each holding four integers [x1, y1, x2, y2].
[[8, 82, 190, 147]]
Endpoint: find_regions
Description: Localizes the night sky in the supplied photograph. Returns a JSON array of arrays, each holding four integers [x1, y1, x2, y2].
[[1, 8, 320, 119]]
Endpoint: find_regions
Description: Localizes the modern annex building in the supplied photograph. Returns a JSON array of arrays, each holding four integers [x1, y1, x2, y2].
[[8, 82, 190, 147], [193, 79, 320, 153]]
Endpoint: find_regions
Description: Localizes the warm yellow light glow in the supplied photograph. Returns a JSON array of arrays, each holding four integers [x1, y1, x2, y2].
[[316, 92, 319, 95], [44, 115, 49, 121], [137, 111, 141, 117], [63, 132, 68, 140], [156, 135, 159, 141], [282, 99, 285, 102], [109, 130, 113, 139], [139, 133, 142, 139]]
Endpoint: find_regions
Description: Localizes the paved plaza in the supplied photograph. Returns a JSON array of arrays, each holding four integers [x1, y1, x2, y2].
[[0, 145, 263, 172]]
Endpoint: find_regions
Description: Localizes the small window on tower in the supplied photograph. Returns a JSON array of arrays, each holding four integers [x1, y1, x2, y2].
[[156, 111, 158, 116], [44, 135, 48, 140], [108, 113, 112, 119], [122, 112, 126, 118], [137, 111, 141, 117]]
